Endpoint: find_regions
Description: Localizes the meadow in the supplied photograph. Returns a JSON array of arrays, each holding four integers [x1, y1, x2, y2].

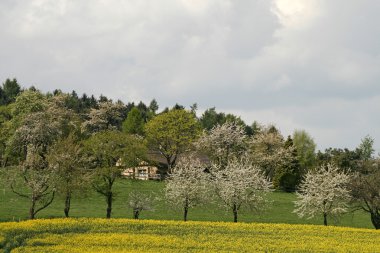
[[0, 169, 373, 228], [1, 218, 380, 252], [1, 169, 378, 252]]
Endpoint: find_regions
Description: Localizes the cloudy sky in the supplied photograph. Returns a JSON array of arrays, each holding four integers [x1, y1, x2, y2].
[[1, 0, 380, 152]]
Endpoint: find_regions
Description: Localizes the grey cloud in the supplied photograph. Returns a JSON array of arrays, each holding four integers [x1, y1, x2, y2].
[[0, 0, 379, 152]]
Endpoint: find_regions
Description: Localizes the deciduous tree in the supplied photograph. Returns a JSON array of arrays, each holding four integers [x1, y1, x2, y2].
[[81, 101, 124, 134], [350, 160, 380, 229], [196, 121, 247, 170], [84, 131, 147, 218], [212, 156, 272, 222], [249, 125, 291, 180], [165, 154, 209, 221], [294, 164, 351, 226], [47, 135, 91, 217], [8, 109, 62, 219], [357, 135, 375, 161], [350, 137, 380, 229], [145, 109, 201, 172], [293, 130, 316, 173], [127, 190, 155, 219]]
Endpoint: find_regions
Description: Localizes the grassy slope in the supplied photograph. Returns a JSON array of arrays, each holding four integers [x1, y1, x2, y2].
[[0, 169, 373, 228]]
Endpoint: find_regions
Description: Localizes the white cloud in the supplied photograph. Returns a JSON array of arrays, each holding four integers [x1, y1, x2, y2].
[[272, 0, 322, 30]]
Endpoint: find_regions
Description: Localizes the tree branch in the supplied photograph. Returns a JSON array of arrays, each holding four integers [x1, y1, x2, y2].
[[35, 191, 55, 215], [10, 182, 29, 198]]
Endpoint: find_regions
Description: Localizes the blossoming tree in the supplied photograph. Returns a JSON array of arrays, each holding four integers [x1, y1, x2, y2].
[[294, 164, 351, 226]]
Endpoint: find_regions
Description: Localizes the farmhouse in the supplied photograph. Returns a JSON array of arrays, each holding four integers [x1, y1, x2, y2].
[[119, 151, 210, 180], [122, 161, 161, 180]]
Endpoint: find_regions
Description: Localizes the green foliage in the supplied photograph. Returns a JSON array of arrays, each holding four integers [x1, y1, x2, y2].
[[47, 135, 91, 217], [148, 99, 159, 114], [11, 90, 48, 120], [273, 136, 301, 192], [316, 148, 360, 172], [199, 107, 253, 135], [0, 105, 13, 166], [63, 91, 98, 115], [350, 137, 380, 229], [357, 135, 375, 161], [5, 93, 82, 219], [83, 130, 147, 218], [145, 109, 201, 169], [122, 107, 144, 135], [0, 78, 21, 106], [83, 130, 146, 169], [292, 130, 316, 173]]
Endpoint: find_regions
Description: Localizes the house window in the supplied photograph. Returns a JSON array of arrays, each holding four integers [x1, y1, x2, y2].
[[138, 169, 147, 178]]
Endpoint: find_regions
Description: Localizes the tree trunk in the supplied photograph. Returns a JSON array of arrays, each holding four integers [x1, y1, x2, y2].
[[3, 156, 8, 168], [133, 209, 139, 219], [106, 192, 112, 219], [166, 157, 172, 174], [29, 198, 36, 220], [233, 204, 238, 223], [323, 212, 328, 226], [370, 212, 380, 229], [64, 192, 71, 218], [183, 198, 189, 222]]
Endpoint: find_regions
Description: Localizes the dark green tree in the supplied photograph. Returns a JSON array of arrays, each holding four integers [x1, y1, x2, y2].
[[273, 136, 301, 192], [172, 103, 185, 110], [199, 107, 253, 135], [316, 148, 360, 172], [199, 107, 226, 131], [0, 78, 21, 105], [148, 99, 159, 114]]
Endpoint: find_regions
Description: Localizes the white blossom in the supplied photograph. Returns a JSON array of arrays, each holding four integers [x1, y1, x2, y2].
[[128, 191, 156, 219], [196, 121, 247, 169], [294, 164, 351, 225], [212, 156, 272, 222], [81, 101, 124, 134], [249, 126, 292, 179], [165, 153, 209, 221]]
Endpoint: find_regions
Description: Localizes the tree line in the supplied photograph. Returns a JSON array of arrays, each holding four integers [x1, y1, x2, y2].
[[0, 78, 379, 229]]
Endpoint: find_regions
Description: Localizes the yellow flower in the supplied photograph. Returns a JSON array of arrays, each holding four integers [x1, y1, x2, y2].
[[1, 218, 380, 252]]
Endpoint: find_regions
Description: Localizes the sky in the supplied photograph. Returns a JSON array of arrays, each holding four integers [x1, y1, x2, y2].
[[0, 0, 380, 153]]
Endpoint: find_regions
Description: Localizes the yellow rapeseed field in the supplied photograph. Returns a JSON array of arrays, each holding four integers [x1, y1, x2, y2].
[[1, 218, 380, 252]]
